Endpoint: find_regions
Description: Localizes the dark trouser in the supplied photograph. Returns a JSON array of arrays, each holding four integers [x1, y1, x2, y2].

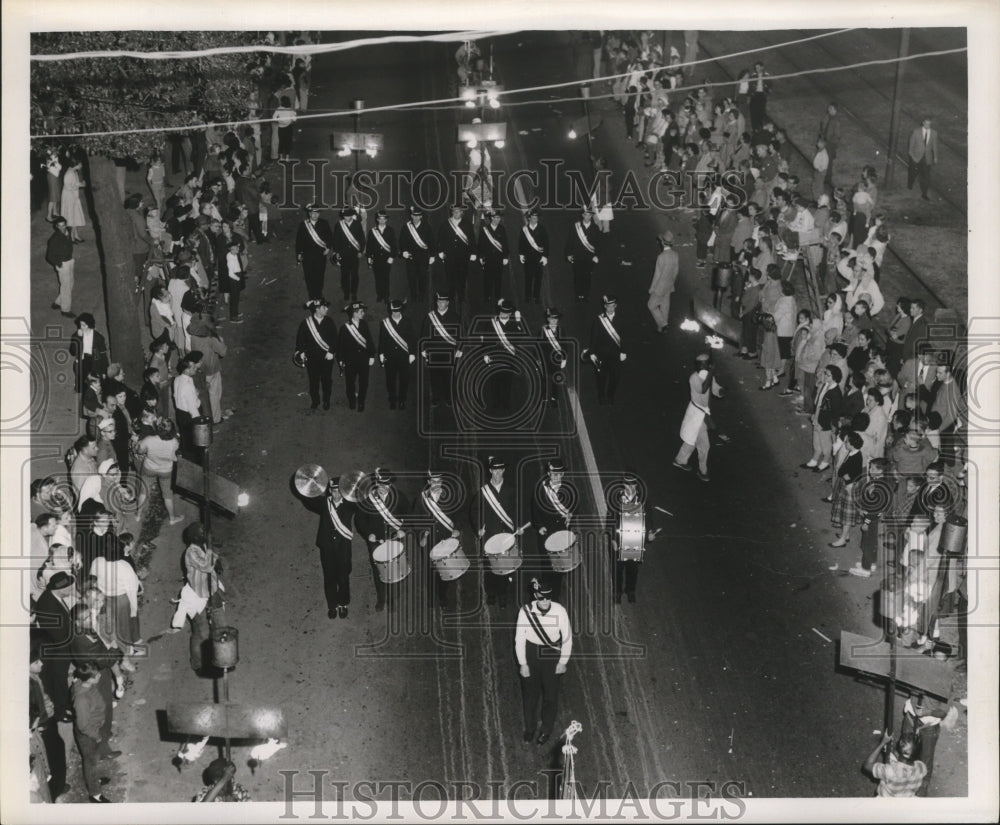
[[901, 711, 940, 796], [247, 212, 264, 243], [484, 570, 513, 603], [749, 92, 768, 132], [543, 365, 561, 402], [523, 261, 543, 301], [594, 359, 622, 403], [433, 573, 457, 610], [366, 542, 388, 607], [825, 147, 837, 187], [521, 642, 561, 736], [174, 409, 196, 460], [425, 360, 454, 404], [384, 355, 410, 405], [134, 252, 148, 284], [319, 538, 352, 610], [405, 258, 430, 300], [614, 558, 640, 598], [340, 258, 360, 300], [483, 262, 503, 303], [372, 262, 391, 301], [860, 514, 880, 569], [344, 359, 370, 406], [40, 721, 68, 798], [695, 214, 714, 261], [74, 732, 104, 797], [800, 370, 817, 413], [488, 370, 514, 411], [302, 258, 326, 300], [907, 157, 932, 197], [41, 656, 71, 718], [624, 102, 636, 139], [572, 260, 595, 299], [850, 212, 868, 247], [306, 357, 334, 407], [885, 340, 904, 378], [189, 607, 211, 672], [227, 284, 242, 319], [445, 260, 468, 303]]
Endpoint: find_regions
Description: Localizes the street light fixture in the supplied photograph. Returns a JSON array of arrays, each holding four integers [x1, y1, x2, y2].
[[330, 99, 383, 168]]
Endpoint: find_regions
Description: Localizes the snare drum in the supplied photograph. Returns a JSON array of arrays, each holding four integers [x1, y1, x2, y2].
[[544, 529, 582, 573], [483, 532, 522, 576], [373, 540, 410, 583], [429, 537, 470, 582], [618, 509, 646, 562]]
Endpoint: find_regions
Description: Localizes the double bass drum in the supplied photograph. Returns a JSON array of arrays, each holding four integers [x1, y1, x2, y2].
[[618, 510, 646, 562]]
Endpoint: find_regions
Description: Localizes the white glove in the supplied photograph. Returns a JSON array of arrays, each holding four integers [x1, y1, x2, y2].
[[439, 252, 446, 260], [368, 533, 377, 543], [559, 360, 567, 370], [428, 257, 435, 266], [590, 353, 599, 364], [502, 258, 509, 265], [514, 310, 521, 322], [379, 354, 385, 364], [592, 256, 599, 263], [455, 350, 463, 358], [520, 665, 530, 678], [484, 355, 491, 364], [325, 352, 334, 361], [519, 254, 525, 264], [541, 256, 548, 266], [408, 354, 416, 364], [470, 254, 477, 261], [619, 352, 627, 362], [387, 257, 394, 264], [402, 251, 411, 259], [555, 663, 567, 675], [567, 255, 575, 263], [368, 357, 375, 366]]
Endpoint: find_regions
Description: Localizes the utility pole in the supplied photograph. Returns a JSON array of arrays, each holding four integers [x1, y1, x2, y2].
[[884, 28, 910, 187]]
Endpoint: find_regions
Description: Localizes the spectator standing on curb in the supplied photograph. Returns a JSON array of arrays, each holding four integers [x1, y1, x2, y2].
[[60, 156, 87, 243], [70, 662, 116, 803], [647, 230, 678, 333], [146, 152, 167, 213], [748, 61, 771, 132], [135, 418, 184, 526], [812, 139, 830, 199], [45, 216, 76, 318], [818, 103, 841, 187], [172, 354, 203, 460], [187, 315, 231, 425]]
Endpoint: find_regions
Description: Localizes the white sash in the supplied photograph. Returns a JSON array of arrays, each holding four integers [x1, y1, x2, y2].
[[449, 218, 470, 246], [371, 227, 391, 253], [543, 327, 563, 354], [304, 220, 329, 251], [339, 221, 361, 251], [345, 322, 368, 349], [382, 318, 409, 353], [522, 225, 543, 253], [428, 312, 458, 347], [599, 314, 622, 348], [327, 497, 353, 540], [491, 317, 515, 355], [406, 222, 428, 250], [481, 483, 515, 531], [574, 221, 596, 253], [306, 316, 331, 351], [544, 484, 572, 521], [423, 491, 454, 531], [369, 491, 402, 531], [483, 225, 503, 252]]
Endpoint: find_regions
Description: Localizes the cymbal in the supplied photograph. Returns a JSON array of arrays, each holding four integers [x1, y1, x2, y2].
[[294, 464, 329, 498], [338, 469, 370, 503]]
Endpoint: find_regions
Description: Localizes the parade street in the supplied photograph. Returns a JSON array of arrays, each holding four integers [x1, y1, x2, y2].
[[15, 20, 987, 817]]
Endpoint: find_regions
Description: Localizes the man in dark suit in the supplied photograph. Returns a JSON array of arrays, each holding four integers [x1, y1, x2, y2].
[[310, 476, 356, 619], [437, 205, 477, 306], [419, 291, 463, 408], [233, 171, 263, 243], [295, 204, 336, 300], [413, 469, 464, 611], [907, 117, 939, 200], [34, 572, 77, 720], [529, 458, 578, 603], [294, 298, 338, 411], [355, 468, 409, 612], [564, 206, 602, 302], [517, 209, 549, 304], [366, 210, 397, 304], [901, 299, 930, 363], [470, 455, 525, 607], [332, 208, 366, 302], [477, 209, 509, 305], [818, 102, 841, 188], [399, 208, 436, 301], [377, 299, 417, 410], [585, 294, 627, 405], [899, 347, 939, 412], [477, 298, 527, 412]]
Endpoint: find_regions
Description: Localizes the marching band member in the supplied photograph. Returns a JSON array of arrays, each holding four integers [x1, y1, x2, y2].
[[377, 298, 417, 410], [530, 457, 577, 602], [366, 209, 397, 304], [355, 468, 409, 612], [399, 207, 436, 302], [480, 298, 526, 412], [477, 208, 509, 305], [336, 301, 376, 412], [470, 456, 524, 608], [673, 352, 725, 482], [294, 298, 338, 411], [564, 206, 601, 303], [515, 575, 572, 746], [311, 474, 356, 620], [606, 471, 661, 604], [295, 204, 336, 300], [437, 205, 477, 306], [332, 207, 366, 303], [413, 469, 462, 612], [517, 208, 549, 305], [420, 291, 464, 408], [540, 307, 567, 407], [584, 294, 627, 406]]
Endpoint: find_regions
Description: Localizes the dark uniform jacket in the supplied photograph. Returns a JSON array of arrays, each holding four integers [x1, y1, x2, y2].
[[477, 315, 527, 363], [356, 488, 410, 544], [437, 217, 476, 262], [539, 325, 567, 372], [399, 219, 436, 261], [530, 479, 577, 536], [366, 224, 398, 265], [336, 319, 376, 366], [419, 307, 463, 356], [564, 220, 602, 262], [517, 222, 549, 264], [477, 222, 509, 265], [295, 218, 335, 262], [587, 311, 626, 365], [470, 478, 521, 537], [312, 495, 356, 550], [412, 488, 460, 548], [295, 315, 338, 361], [333, 218, 366, 263], [378, 315, 417, 361]]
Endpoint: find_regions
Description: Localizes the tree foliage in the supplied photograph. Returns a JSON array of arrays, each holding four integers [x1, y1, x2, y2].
[[31, 31, 267, 159]]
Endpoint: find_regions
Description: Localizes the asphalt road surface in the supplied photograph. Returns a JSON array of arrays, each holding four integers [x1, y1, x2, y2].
[[114, 31, 967, 804]]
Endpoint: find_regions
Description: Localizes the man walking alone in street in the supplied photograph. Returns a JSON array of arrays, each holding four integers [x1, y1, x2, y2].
[[673, 352, 724, 482], [647, 230, 679, 333], [907, 117, 939, 201]]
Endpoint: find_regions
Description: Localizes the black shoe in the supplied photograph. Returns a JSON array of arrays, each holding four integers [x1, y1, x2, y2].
[[100, 749, 123, 760], [311, 402, 319, 410], [375, 600, 385, 612], [389, 401, 397, 410], [523, 729, 534, 743], [357, 402, 365, 412], [398, 400, 406, 410], [536, 732, 550, 746], [328, 609, 337, 619], [337, 605, 348, 618], [499, 595, 508, 608], [323, 402, 330, 410], [614, 593, 622, 604], [486, 595, 497, 605], [444, 399, 452, 407], [90, 795, 112, 803], [348, 398, 356, 410], [627, 592, 636, 603], [50, 302, 60, 310]]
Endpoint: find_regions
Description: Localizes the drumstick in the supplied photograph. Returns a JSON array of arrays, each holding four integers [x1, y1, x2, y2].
[[513, 521, 532, 536], [653, 506, 674, 517]]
